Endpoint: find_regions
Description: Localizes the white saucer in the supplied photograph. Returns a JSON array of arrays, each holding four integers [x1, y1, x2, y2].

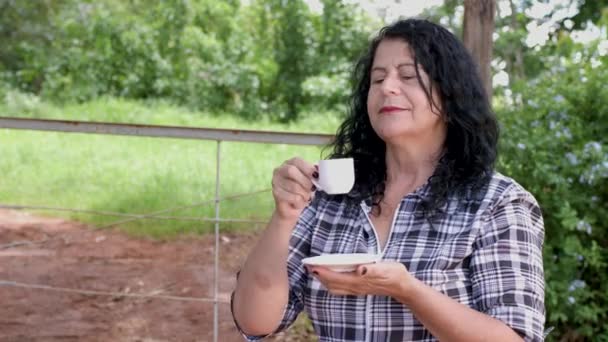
[[302, 253, 380, 272]]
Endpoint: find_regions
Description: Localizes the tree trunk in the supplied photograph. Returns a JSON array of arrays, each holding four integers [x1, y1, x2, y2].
[[509, 0, 525, 80], [463, 0, 496, 101]]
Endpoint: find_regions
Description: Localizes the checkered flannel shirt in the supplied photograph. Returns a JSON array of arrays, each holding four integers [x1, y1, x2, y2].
[[232, 172, 545, 341]]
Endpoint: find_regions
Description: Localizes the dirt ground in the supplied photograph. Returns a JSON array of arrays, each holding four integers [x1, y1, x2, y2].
[[0, 209, 309, 342]]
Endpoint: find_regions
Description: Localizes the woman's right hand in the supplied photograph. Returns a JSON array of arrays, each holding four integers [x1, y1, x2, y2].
[[271, 157, 317, 222]]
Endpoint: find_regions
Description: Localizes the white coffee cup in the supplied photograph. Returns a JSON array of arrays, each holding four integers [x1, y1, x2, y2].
[[312, 158, 355, 195]]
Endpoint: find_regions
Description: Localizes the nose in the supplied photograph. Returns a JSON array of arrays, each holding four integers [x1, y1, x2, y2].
[[380, 75, 400, 96]]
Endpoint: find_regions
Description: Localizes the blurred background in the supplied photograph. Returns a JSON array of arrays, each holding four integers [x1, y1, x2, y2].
[[0, 0, 607, 341]]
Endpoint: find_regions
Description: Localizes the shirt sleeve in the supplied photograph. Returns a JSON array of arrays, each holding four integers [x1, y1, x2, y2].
[[231, 193, 322, 341], [471, 183, 546, 341]]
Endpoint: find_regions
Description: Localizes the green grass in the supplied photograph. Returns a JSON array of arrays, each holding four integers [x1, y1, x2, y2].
[[0, 91, 342, 238]]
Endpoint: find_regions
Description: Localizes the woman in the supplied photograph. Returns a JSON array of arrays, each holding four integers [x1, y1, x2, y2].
[[232, 18, 545, 341]]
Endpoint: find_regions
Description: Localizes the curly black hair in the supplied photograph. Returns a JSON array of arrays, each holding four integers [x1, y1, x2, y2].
[[328, 18, 499, 216]]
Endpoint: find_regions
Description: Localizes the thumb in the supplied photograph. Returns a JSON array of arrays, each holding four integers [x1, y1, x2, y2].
[[357, 264, 369, 277]]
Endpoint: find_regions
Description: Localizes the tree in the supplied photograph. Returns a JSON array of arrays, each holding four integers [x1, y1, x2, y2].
[[0, 0, 72, 92], [420, 0, 463, 36], [272, 0, 312, 121], [462, 0, 496, 100], [561, 0, 608, 30]]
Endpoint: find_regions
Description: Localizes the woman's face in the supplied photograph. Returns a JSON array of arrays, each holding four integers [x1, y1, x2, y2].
[[367, 38, 445, 144]]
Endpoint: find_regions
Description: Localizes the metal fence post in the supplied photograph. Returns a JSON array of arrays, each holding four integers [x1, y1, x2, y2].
[[213, 140, 221, 342]]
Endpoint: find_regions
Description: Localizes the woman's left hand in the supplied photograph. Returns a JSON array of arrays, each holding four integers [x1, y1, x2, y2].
[[307, 261, 415, 298]]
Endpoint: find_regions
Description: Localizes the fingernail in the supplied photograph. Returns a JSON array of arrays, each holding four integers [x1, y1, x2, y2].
[[361, 267, 367, 275], [313, 171, 319, 178]]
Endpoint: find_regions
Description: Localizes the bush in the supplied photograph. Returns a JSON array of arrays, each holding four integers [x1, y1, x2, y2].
[[0, 0, 379, 121], [302, 60, 351, 113], [497, 44, 607, 340]]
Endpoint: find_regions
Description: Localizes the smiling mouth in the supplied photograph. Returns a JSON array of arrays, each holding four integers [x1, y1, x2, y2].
[[379, 106, 407, 114]]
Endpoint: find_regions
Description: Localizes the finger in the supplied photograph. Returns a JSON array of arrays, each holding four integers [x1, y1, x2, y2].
[[273, 176, 311, 204], [315, 267, 359, 285], [272, 184, 308, 209], [273, 166, 311, 201], [283, 164, 315, 194], [285, 159, 316, 190], [306, 266, 318, 275], [356, 265, 368, 277], [312, 270, 367, 296], [327, 288, 356, 296], [275, 163, 313, 195], [360, 260, 391, 276], [287, 157, 317, 179], [324, 281, 367, 296]]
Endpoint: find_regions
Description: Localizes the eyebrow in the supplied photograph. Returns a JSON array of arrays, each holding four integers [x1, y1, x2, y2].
[[371, 63, 416, 72]]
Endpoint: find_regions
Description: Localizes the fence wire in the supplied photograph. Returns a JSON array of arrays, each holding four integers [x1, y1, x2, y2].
[[0, 188, 270, 224], [0, 188, 270, 251], [0, 280, 228, 304]]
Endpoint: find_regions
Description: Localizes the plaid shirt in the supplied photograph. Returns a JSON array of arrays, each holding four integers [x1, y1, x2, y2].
[[233, 172, 545, 341]]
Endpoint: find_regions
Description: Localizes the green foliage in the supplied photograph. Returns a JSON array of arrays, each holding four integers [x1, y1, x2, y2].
[[303, 0, 372, 113], [559, 0, 608, 30], [497, 43, 607, 340], [316, 0, 370, 63], [302, 67, 350, 113], [271, 0, 313, 121], [0, 0, 376, 121], [419, 0, 462, 36]]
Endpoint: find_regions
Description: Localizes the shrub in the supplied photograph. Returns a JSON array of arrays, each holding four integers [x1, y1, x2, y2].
[[497, 44, 607, 340]]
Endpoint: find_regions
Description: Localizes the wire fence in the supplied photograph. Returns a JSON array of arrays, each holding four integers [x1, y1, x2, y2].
[[0, 116, 333, 342], [0, 189, 269, 251], [1, 189, 270, 225], [0, 280, 227, 304], [0, 190, 263, 304]]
